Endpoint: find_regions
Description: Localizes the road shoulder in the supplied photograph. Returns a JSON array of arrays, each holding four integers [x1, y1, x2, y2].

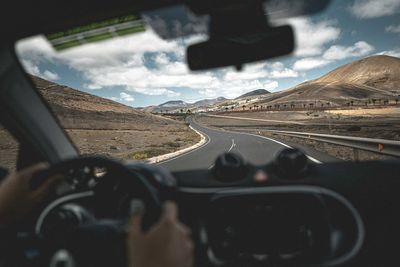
[[146, 125, 209, 164]]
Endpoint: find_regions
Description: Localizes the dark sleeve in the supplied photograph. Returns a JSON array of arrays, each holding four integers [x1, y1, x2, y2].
[[0, 226, 22, 267]]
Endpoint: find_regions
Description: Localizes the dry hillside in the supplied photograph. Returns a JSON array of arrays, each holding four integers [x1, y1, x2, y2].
[[201, 55, 400, 161], [0, 76, 200, 170], [317, 55, 400, 92], [32, 75, 183, 130], [254, 55, 400, 108]]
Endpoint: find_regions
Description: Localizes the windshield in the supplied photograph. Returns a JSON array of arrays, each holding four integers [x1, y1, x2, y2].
[[14, 0, 400, 171]]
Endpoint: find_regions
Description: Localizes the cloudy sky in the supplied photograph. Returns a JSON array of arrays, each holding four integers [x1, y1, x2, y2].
[[16, 0, 400, 107]]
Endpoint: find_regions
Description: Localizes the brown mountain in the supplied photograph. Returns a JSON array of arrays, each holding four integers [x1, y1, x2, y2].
[[236, 89, 270, 99], [30, 75, 180, 130], [143, 97, 228, 113], [317, 55, 400, 92], [258, 55, 400, 107]]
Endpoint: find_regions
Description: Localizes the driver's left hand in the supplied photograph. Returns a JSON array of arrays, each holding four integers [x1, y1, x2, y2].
[[0, 163, 62, 226]]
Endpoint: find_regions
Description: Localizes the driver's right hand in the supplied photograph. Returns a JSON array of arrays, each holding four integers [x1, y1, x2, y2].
[[127, 201, 194, 267]]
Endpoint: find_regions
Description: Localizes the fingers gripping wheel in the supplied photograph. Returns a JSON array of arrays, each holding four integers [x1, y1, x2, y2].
[[34, 156, 163, 232]]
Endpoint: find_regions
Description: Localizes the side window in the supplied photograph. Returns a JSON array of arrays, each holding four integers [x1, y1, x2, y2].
[[0, 124, 18, 171]]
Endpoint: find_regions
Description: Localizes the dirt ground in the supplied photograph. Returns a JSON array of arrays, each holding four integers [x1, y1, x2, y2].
[[200, 108, 400, 140], [1, 78, 201, 171], [196, 107, 400, 161], [67, 125, 199, 160], [0, 123, 199, 170]]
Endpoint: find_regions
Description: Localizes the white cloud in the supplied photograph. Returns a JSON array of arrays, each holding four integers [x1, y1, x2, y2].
[[293, 41, 375, 71], [376, 48, 400, 58], [198, 88, 217, 97], [386, 24, 400, 33], [59, 29, 178, 67], [293, 58, 331, 71], [224, 61, 298, 81], [323, 41, 374, 60], [86, 83, 103, 90], [224, 63, 268, 81], [20, 25, 377, 101], [162, 62, 188, 75], [283, 18, 341, 56], [270, 68, 299, 78], [21, 59, 59, 81], [120, 92, 135, 102], [16, 30, 178, 67], [16, 36, 56, 62], [349, 0, 400, 19], [263, 81, 279, 91], [16, 31, 287, 99], [56, 35, 280, 98], [21, 59, 41, 76], [42, 70, 60, 81], [127, 87, 181, 97], [154, 53, 170, 65], [268, 62, 299, 78]]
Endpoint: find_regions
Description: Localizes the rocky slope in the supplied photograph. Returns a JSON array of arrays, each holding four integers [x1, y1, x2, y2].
[[31, 75, 183, 130], [256, 55, 400, 107], [317, 55, 400, 92], [236, 89, 270, 99]]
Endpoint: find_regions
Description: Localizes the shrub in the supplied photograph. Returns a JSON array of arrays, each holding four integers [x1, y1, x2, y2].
[[164, 142, 180, 148], [129, 148, 169, 160]]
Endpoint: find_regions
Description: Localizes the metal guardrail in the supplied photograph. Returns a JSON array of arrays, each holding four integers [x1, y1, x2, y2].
[[264, 130, 400, 158]]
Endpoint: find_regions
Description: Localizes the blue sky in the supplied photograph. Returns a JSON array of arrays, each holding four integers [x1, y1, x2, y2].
[[15, 0, 400, 108]]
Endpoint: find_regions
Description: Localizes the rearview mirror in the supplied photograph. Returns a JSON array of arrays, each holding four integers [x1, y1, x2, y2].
[[186, 0, 295, 71], [187, 25, 294, 71]]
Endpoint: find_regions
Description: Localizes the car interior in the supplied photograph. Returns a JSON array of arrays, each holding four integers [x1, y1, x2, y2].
[[1, 0, 400, 266]]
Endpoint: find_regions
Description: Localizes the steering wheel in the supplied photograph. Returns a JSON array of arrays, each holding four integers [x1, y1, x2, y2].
[[29, 156, 166, 267]]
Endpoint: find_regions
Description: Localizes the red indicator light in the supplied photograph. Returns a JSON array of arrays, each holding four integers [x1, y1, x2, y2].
[[254, 170, 268, 182]]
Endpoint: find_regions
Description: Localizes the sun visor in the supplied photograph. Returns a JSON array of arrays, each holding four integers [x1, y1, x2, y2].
[[45, 15, 145, 51]]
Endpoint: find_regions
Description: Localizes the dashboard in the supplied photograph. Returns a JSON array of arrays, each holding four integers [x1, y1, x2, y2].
[[202, 187, 363, 266], [29, 149, 400, 267]]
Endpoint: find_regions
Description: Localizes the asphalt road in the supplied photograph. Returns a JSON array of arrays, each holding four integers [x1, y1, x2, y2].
[[158, 117, 337, 172]]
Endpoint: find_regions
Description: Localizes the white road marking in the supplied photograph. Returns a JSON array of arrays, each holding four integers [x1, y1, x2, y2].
[[306, 155, 323, 164], [228, 138, 236, 152], [223, 131, 323, 164], [159, 119, 323, 166], [155, 125, 211, 165], [246, 133, 323, 164], [208, 139, 236, 169]]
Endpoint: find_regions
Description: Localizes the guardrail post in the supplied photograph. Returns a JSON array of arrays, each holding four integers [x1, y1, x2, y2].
[[262, 129, 400, 158]]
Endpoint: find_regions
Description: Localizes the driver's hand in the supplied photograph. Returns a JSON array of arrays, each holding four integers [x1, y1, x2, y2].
[[0, 163, 61, 226], [127, 201, 194, 267]]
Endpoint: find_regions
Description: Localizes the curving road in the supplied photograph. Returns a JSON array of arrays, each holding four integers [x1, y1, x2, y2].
[[157, 117, 336, 172]]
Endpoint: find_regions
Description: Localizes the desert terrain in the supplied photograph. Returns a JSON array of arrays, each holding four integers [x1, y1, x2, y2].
[[0, 76, 199, 170], [2, 55, 400, 169], [193, 55, 400, 161], [196, 107, 400, 161]]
